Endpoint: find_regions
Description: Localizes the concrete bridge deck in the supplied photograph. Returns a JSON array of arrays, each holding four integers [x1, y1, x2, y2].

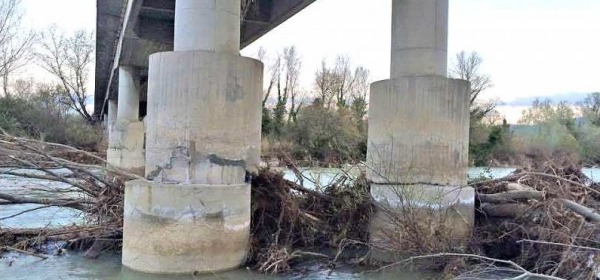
[[94, 0, 315, 119]]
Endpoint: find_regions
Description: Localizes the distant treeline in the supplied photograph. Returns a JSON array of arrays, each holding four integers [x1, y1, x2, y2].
[[470, 93, 600, 166]]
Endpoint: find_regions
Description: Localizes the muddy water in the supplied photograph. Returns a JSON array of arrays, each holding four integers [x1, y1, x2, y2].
[[0, 251, 437, 279], [1, 167, 599, 279]]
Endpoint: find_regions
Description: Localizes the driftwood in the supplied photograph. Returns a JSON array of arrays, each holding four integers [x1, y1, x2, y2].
[[2, 246, 48, 260], [477, 184, 600, 223], [558, 198, 600, 223], [505, 182, 532, 192], [83, 240, 111, 259], [479, 190, 545, 204], [470, 159, 600, 280], [371, 252, 566, 280], [521, 171, 600, 196], [480, 203, 533, 218], [0, 192, 90, 211], [0, 133, 130, 257]]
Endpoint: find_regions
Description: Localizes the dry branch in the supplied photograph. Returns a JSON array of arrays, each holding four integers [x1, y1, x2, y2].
[[2, 246, 48, 260], [517, 239, 600, 253], [370, 253, 566, 280], [521, 171, 600, 196], [471, 159, 600, 279]]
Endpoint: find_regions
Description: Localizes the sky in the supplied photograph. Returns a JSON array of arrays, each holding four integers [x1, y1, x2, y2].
[[20, 0, 600, 123], [18, 0, 96, 88]]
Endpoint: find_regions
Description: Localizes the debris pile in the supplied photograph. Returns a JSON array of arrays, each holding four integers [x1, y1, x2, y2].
[[470, 156, 600, 279], [249, 168, 373, 273], [1, 134, 598, 279]]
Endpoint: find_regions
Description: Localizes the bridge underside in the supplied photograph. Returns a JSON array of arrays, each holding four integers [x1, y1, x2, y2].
[[94, 0, 315, 119], [99, 0, 474, 274]]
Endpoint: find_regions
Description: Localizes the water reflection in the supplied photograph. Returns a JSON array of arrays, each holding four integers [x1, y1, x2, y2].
[[119, 266, 275, 280], [0, 251, 435, 280]]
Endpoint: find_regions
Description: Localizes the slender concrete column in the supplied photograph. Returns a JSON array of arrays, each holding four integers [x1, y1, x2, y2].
[[123, 0, 263, 274], [116, 66, 140, 122], [391, 0, 448, 78], [106, 66, 145, 175], [367, 0, 473, 259], [174, 0, 240, 53], [107, 100, 118, 138]]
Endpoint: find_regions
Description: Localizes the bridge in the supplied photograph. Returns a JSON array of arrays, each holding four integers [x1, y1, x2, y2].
[[94, 0, 315, 119], [95, 0, 474, 274]]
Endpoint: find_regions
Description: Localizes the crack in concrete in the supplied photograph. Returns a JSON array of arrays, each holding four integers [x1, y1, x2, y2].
[[207, 154, 246, 169], [146, 165, 163, 181]]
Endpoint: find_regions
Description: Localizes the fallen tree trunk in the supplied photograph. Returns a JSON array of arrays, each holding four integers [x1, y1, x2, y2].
[[557, 198, 600, 223], [0, 192, 91, 211], [480, 203, 533, 218], [479, 190, 545, 204]]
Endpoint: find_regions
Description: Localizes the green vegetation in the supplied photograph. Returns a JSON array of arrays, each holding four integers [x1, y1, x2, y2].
[[469, 94, 600, 166], [259, 48, 369, 166], [451, 51, 599, 166], [0, 81, 101, 149], [516, 97, 600, 165], [0, 0, 98, 149]]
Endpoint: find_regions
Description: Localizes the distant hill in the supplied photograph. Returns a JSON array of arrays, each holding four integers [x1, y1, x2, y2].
[[509, 117, 588, 135], [502, 92, 589, 107], [510, 124, 539, 136]]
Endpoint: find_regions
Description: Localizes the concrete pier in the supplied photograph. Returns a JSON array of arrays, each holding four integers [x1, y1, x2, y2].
[[122, 0, 263, 274], [106, 66, 145, 175], [367, 0, 473, 257], [106, 100, 117, 141]]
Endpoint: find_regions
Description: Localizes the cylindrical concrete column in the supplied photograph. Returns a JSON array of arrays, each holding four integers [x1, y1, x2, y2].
[[390, 0, 448, 78], [123, 51, 263, 274], [117, 66, 140, 121], [144, 52, 262, 185], [107, 66, 145, 175], [107, 100, 118, 146], [174, 0, 241, 53], [123, 1, 262, 274], [367, 0, 472, 259], [107, 100, 118, 130], [367, 77, 470, 186]]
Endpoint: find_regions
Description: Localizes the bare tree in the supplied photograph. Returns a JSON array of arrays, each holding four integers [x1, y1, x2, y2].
[[331, 55, 355, 109], [258, 47, 281, 107], [451, 51, 494, 120], [37, 26, 94, 122], [10, 77, 34, 98], [314, 56, 367, 111], [582, 92, 600, 126], [349, 66, 370, 122], [0, 0, 36, 96], [282, 46, 302, 123], [351, 66, 370, 98], [260, 46, 304, 134], [314, 60, 334, 108]]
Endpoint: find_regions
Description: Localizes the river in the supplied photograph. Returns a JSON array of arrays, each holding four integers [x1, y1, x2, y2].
[[1, 167, 599, 279]]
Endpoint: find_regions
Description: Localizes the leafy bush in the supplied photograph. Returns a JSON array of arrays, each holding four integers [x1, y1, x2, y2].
[[286, 104, 365, 163], [0, 83, 102, 150]]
